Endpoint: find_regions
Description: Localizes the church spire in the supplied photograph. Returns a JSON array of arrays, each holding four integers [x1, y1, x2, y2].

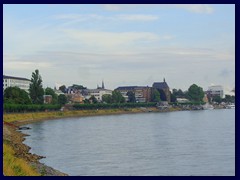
[[164, 78, 165, 82], [102, 80, 105, 89]]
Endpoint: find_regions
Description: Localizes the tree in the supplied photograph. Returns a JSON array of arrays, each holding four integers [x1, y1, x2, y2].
[[72, 84, 86, 90], [187, 84, 204, 102], [127, 91, 136, 103], [45, 87, 58, 104], [112, 90, 125, 103], [59, 85, 66, 93], [4, 87, 31, 104], [172, 88, 185, 98], [58, 94, 67, 105], [151, 89, 160, 102], [170, 93, 177, 102], [102, 94, 113, 103], [29, 69, 44, 104], [89, 95, 98, 104], [212, 96, 222, 104]]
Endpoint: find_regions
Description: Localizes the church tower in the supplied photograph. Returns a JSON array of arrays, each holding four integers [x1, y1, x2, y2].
[[102, 80, 105, 89]]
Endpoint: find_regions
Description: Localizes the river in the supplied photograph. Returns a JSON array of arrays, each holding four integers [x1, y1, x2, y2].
[[22, 109, 235, 176]]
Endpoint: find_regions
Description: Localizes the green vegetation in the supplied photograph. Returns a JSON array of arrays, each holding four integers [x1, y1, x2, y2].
[[29, 69, 44, 104], [45, 87, 58, 104], [4, 104, 61, 113], [102, 94, 113, 103], [3, 143, 40, 176], [59, 85, 66, 93], [151, 89, 160, 102], [4, 87, 31, 104], [127, 91, 136, 103], [73, 102, 156, 110], [187, 84, 204, 102], [112, 90, 125, 103], [58, 94, 67, 105]]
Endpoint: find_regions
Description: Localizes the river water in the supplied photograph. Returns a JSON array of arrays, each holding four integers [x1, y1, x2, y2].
[[22, 109, 235, 176]]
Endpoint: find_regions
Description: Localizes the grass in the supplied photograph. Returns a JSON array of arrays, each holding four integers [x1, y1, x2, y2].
[[3, 108, 147, 123], [3, 143, 40, 176]]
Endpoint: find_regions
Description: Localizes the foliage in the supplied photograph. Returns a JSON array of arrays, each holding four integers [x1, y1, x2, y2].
[[102, 94, 113, 103], [127, 91, 136, 103], [223, 95, 235, 103], [151, 89, 160, 102], [170, 93, 177, 102], [4, 104, 61, 113], [212, 96, 222, 104], [58, 94, 67, 105], [73, 102, 156, 110], [3, 143, 40, 176], [59, 85, 66, 93], [172, 89, 186, 98], [45, 87, 58, 104], [29, 69, 44, 104], [112, 90, 125, 103], [187, 84, 204, 102], [89, 95, 98, 104], [72, 84, 87, 90], [4, 87, 31, 104]]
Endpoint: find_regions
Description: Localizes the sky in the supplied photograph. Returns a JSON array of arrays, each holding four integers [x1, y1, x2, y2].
[[3, 4, 235, 94]]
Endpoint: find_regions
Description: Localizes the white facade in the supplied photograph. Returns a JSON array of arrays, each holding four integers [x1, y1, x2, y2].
[[208, 85, 224, 98], [87, 89, 112, 102], [3, 75, 31, 93]]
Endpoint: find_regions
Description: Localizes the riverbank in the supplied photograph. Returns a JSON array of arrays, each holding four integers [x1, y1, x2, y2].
[[4, 107, 178, 176]]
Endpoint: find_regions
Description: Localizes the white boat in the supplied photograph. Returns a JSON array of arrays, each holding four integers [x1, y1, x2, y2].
[[226, 104, 235, 109]]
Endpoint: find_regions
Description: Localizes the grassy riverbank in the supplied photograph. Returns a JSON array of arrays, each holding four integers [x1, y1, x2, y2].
[[3, 107, 179, 176]]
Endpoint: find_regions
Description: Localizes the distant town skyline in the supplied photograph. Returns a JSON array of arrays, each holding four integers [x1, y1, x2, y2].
[[3, 4, 235, 94]]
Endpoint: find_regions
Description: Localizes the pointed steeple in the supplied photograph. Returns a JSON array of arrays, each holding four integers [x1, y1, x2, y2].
[[163, 78, 165, 82], [102, 80, 105, 89]]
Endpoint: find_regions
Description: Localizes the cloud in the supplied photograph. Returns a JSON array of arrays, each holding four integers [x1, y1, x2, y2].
[[116, 14, 159, 21], [53, 13, 159, 22], [101, 4, 214, 14], [62, 29, 159, 49], [173, 4, 214, 14]]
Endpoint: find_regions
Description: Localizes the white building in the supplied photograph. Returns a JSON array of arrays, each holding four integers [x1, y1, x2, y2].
[[3, 75, 31, 93], [207, 85, 224, 98], [87, 89, 112, 102]]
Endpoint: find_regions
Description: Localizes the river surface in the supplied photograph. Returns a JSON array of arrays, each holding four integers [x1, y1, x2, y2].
[[22, 109, 235, 176]]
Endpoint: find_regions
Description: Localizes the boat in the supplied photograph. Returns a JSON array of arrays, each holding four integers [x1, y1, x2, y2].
[[226, 104, 235, 109]]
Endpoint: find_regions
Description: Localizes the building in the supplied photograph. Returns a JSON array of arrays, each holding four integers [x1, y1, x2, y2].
[[3, 75, 31, 93], [115, 86, 152, 102], [43, 95, 52, 104], [152, 78, 171, 102], [207, 85, 224, 98], [86, 88, 112, 102]]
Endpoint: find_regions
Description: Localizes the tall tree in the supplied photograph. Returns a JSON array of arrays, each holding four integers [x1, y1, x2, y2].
[[102, 94, 113, 103], [127, 91, 136, 103], [151, 89, 160, 102], [187, 84, 204, 102], [58, 94, 67, 105], [59, 85, 66, 93], [89, 95, 98, 104], [112, 90, 125, 103], [4, 87, 31, 104], [29, 69, 44, 104], [45, 87, 58, 104]]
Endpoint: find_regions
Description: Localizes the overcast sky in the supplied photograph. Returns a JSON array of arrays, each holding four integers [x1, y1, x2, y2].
[[3, 4, 235, 94]]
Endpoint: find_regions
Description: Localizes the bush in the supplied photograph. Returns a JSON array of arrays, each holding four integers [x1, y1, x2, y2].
[[3, 104, 61, 113]]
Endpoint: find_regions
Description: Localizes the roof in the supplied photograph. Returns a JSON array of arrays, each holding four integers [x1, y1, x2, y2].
[[115, 86, 149, 91], [152, 82, 169, 89], [3, 75, 30, 81]]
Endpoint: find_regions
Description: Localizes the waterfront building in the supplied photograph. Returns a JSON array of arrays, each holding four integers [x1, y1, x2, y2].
[[152, 78, 171, 103], [43, 95, 52, 104], [207, 85, 224, 98], [87, 88, 112, 102], [115, 86, 152, 102], [3, 75, 31, 93]]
